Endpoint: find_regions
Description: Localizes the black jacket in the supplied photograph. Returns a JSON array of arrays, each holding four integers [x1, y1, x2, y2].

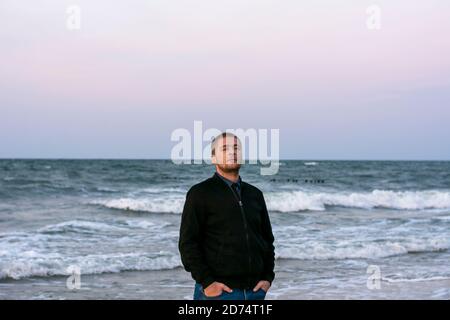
[[178, 172, 275, 289]]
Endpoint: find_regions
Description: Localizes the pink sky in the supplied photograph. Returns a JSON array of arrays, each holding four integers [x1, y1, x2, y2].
[[1, 0, 449, 159]]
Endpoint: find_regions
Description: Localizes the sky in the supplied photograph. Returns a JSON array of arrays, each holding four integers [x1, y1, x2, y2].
[[1, 0, 450, 160]]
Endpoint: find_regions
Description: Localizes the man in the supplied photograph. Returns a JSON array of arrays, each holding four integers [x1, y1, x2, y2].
[[178, 132, 275, 300]]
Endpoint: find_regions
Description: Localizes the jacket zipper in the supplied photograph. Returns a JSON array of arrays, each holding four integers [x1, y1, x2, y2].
[[231, 190, 252, 284], [239, 201, 252, 279]]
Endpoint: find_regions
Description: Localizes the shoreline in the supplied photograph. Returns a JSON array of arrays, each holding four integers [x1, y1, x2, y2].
[[1, 260, 449, 300]]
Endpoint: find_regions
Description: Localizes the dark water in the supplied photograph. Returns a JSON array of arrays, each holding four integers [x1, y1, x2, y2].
[[0, 160, 449, 298]]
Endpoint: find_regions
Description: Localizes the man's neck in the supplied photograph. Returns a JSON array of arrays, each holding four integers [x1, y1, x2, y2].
[[216, 168, 240, 183]]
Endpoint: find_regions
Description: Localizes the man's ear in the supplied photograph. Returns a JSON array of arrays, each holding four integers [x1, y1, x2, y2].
[[211, 155, 217, 165]]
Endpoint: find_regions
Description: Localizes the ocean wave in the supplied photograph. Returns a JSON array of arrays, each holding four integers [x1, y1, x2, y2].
[[94, 186, 119, 193], [265, 189, 450, 212], [275, 237, 449, 260], [90, 197, 184, 214], [0, 219, 179, 280], [37, 220, 130, 234], [0, 218, 448, 279], [0, 251, 181, 280], [35, 219, 172, 235], [382, 276, 450, 283], [88, 189, 450, 214], [140, 187, 186, 194], [3, 237, 446, 280]]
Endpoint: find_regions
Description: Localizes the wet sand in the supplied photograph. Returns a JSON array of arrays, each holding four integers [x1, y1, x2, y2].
[[1, 259, 449, 300]]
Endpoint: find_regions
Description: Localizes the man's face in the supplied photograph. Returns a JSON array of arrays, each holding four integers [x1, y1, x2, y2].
[[213, 135, 242, 173]]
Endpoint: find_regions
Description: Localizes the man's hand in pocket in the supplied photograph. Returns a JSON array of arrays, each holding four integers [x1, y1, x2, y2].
[[253, 280, 271, 293], [204, 281, 233, 297]]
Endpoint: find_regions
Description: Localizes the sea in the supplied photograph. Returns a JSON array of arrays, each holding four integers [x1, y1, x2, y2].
[[0, 159, 449, 299]]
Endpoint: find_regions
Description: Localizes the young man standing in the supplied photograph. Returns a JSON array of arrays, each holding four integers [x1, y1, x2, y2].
[[179, 132, 275, 300]]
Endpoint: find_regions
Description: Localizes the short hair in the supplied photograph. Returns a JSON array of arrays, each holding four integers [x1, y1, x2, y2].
[[211, 132, 240, 157]]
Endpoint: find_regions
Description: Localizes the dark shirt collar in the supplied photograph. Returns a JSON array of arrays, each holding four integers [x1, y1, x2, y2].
[[214, 171, 241, 189]]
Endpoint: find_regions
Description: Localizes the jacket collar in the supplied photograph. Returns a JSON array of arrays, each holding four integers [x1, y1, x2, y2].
[[214, 171, 241, 186], [212, 171, 245, 191]]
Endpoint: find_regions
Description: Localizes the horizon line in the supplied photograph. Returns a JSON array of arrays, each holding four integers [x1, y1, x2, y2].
[[0, 157, 449, 162]]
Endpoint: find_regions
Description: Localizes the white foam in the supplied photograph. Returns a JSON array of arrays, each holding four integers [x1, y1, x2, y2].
[[275, 237, 449, 260], [140, 187, 186, 194], [38, 220, 129, 234], [90, 189, 450, 214], [95, 186, 118, 192], [266, 189, 450, 212], [382, 276, 450, 283], [90, 197, 184, 214], [121, 219, 172, 229], [0, 218, 179, 280], [0, 251, 182, 280]]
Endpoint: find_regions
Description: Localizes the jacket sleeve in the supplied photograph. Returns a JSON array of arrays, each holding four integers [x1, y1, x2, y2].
[[259, 191, 275, 284], [178, 188, 216, 289]]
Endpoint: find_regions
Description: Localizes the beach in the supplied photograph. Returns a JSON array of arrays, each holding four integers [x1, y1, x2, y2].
[[1, 159, 449, 299], [1, 259, 449, 300]]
